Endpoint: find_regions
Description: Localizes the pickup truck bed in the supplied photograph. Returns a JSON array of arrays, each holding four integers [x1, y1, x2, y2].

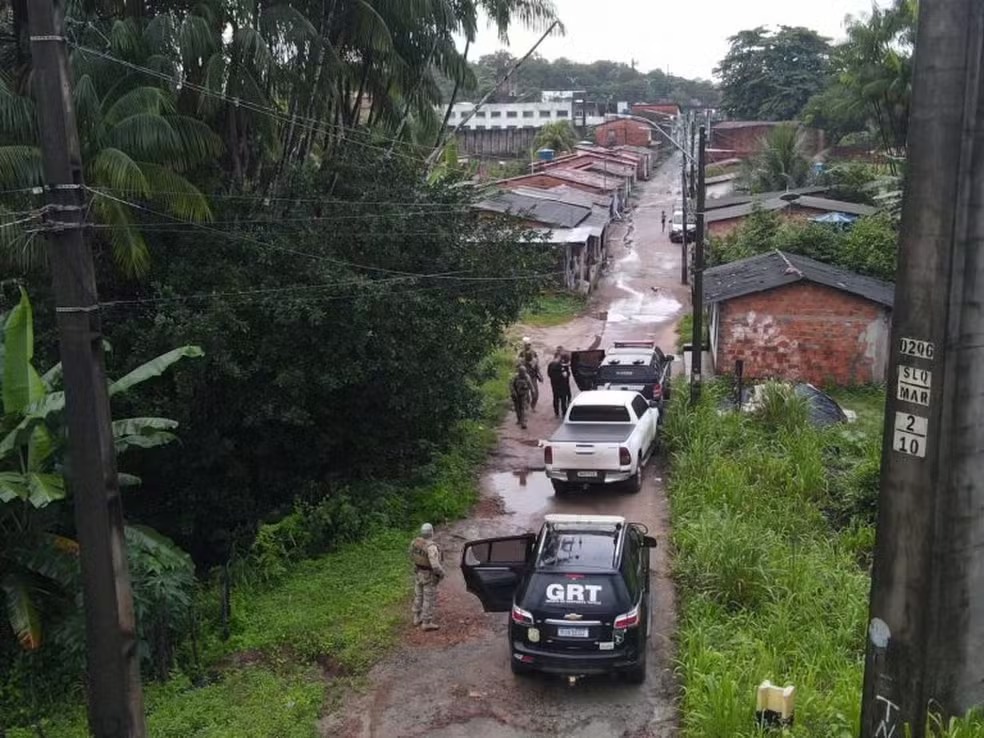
[[548, 423, 634, 444]]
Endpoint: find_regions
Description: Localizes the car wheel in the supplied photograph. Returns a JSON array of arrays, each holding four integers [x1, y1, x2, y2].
[[627, 461, 642, 493], [551, 480, 570, 496], [624, 649, 648, 684]]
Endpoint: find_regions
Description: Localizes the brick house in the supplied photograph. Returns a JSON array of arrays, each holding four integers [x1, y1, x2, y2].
[[497, 170, 629, 210], [706, 194, 878, 237], [631, 102, 680, 119], [594, 118, 653, 149], [704, 251, 895, 386], [709, 121, 825, 162]]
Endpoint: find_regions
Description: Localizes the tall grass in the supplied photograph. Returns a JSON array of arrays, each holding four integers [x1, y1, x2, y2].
[[666, 382, 984, 737]]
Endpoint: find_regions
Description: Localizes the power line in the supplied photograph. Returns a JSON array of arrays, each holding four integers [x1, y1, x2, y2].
[[69, 44, 429, 166], [85, 188, 550, 282]]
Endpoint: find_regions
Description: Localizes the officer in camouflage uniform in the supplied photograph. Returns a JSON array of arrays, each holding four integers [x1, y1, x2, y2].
[[519, 337, 542, 410], [410, 522, 445, 630], [511, 364, 533, 429]]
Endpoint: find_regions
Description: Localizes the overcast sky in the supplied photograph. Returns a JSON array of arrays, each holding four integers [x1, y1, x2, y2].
[[463, 0, 892, 81]]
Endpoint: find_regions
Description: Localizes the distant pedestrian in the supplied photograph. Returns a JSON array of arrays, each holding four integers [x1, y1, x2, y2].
[[511, 364, 533, 429], [548, 352, 573, 418], [661, 210, 667, 232], [410, 523, 445, 631]]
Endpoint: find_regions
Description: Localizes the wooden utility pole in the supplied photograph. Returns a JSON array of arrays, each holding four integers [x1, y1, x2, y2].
[[680, 116, 689, 286], [28, 2, 146, 736], [689, 125, 706, 404], [861, 1, 984, 736]]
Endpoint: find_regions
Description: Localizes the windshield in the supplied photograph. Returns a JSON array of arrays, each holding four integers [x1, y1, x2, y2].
[[671, 212, 683, 225], [567, 405, 631, 422], [535, 529, 619, 570]]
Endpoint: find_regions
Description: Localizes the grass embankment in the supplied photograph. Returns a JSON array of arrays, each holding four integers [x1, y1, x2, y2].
[[665, 382, 984, 737], [12, 351, 516, 738], [521, 291, 587, 327], [675, 311, 709, 353]]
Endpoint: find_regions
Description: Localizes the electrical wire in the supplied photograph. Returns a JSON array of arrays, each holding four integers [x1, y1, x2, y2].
[[69, 44, 430, 166]]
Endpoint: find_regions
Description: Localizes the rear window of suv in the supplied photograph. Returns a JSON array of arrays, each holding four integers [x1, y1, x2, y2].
[[597, 365, 656, 383], [524, 572, 627, 611], [567, 405, 630, 422]]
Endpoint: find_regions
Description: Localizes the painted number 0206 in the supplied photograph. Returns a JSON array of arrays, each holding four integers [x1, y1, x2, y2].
[[900, 338, 934, 360]]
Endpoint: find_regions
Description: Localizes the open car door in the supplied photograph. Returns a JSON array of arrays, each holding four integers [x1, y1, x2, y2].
[[569, 349, 606, 392], [460, 534, 536, 612]]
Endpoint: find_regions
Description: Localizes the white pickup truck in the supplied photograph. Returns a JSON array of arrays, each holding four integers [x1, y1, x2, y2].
[[543, 390, 660, 495]]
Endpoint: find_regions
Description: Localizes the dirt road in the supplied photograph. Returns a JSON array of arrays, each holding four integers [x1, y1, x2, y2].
[[324, 154, 690, 738]]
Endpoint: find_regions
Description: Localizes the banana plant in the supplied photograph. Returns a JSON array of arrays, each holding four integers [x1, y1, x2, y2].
[[0, 286, 202, 650]]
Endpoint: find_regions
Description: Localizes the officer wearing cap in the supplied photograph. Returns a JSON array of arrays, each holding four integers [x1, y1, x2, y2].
[[410, 523, 445, 630]]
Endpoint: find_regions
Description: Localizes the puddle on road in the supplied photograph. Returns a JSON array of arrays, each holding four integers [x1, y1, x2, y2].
[[488, 470, 649, 521], [606, 278, 682, 324]]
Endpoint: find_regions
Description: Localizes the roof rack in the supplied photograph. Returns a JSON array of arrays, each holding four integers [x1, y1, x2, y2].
[[613, 340, 656, 349]]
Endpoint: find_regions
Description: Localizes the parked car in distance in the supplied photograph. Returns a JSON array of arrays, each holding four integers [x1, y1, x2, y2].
[[669, 209, 696, 243], [570, 340, 674, 414], [544, 390, 659, 495], [460, 514, 657, 683]]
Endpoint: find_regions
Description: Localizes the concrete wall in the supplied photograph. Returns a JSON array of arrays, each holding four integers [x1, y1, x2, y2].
[[713, 282, 892, 385]]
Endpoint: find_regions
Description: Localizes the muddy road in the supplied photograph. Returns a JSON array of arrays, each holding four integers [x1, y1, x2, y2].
[[324, 155, 690, 738]]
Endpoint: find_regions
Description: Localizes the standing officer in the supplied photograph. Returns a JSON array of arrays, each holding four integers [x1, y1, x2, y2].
[[410, 523, 444, 631], [519, 337, 542, 410], [511, 364, 533, 429], [547, 351, 572, 418]]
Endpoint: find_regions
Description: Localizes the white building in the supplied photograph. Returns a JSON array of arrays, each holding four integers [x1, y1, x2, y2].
[[443, 99, 574, 130]]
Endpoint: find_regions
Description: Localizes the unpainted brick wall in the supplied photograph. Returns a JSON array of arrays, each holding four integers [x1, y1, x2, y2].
[[594, 120, 652, 148], [715, 282, 891, 386]]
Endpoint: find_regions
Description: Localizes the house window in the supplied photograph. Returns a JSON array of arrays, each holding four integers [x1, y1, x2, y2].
[[539, 110, 552, 118], [475, 125, 485, 130], [492, 125, 501, 129], [506, 111, 518, 118], [557, 109, 569, 117], [490, 110, 501, 118], [474, 110, 486, 118], [522, 110, 534, 118]]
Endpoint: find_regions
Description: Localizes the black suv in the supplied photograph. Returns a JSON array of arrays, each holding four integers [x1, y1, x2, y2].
[[460, 514, 656, 683], [571, 340, 674, 414]]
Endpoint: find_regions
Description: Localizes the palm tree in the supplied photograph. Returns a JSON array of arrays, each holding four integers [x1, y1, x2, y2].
[[743, 124, 811, 193], [0, 25, 221, 277]]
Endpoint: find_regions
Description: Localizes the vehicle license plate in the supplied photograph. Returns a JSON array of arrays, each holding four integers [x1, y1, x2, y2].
[[576, 471, 598, 478], [557, 627, 589, 638]]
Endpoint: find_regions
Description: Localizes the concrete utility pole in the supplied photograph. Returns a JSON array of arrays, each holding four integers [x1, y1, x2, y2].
[[28, 2, 146, 736], [689, 125, 706, 404], [860, 1, 984, 736]]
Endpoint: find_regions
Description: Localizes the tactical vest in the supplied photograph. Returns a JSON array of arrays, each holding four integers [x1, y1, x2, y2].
[[410, 537, 433, 568]]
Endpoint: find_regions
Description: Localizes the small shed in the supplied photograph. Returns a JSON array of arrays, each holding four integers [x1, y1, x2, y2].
[[704, 251, 895, 386]]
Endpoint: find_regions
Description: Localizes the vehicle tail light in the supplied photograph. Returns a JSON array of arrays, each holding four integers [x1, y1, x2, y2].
[[544, 446, 553, 465], [511, 605, 534, 626], [614, 605, 640, 630], [652, 383, 662, 399], [619, 447, 631, 465]]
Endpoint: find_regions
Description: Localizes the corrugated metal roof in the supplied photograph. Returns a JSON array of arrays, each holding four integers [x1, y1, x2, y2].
[[705, 194, 878, 223], [705, 186, 829, 211], [704, 250, 894, 307], [474, 190, 590, 228], [542, 168, 623, 192]]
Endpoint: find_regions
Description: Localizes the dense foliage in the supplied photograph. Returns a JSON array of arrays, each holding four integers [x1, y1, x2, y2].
[[715, 26, 832, 121], [456, 51, 719, 108], [709, 207, 899, 283], [741, 124, 811, 193], [0, 0, 561, 731], [803, 0, 916, 154]]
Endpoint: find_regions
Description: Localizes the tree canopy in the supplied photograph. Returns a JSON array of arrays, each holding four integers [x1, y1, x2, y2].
[[715, 26, 832, 121]]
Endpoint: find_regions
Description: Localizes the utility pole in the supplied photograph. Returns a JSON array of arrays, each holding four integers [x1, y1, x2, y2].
[[689, 125, 706, 404], [688, 112, 696, 197], [861, 1, 984, 736], [28, 2, 146, 736], [680, 115, 689, 286]]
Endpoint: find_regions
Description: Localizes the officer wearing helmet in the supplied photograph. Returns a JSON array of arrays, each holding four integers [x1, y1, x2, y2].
[[410, 523, 445, 630]]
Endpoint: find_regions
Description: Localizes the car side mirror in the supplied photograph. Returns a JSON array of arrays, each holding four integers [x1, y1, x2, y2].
[[649, 400, 659, 408], [667, 355, 675, 363], [643, 535, 658, 548]]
